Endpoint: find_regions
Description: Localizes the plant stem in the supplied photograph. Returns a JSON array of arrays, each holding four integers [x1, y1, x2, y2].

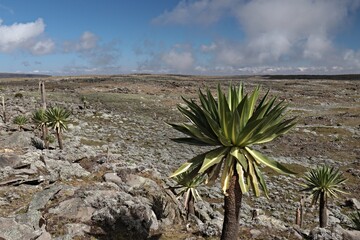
[[319, 191, 328, 228], [221, 167, 242, 240]]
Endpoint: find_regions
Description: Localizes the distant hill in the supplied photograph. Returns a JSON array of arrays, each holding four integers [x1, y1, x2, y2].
[[262, 74, 360, 80], [0, 73, 51, 78]]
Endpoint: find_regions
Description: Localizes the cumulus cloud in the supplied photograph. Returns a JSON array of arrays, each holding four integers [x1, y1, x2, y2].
[[63, 32, 120, 66], [63, 31, 98, 52], [136, 42, 196, 73], [29, 39, 55, 55], [0, 18, 54, 54], [152, 0, 360, 74], [232, 0, 349, 64], [162, 50, 194, 71]]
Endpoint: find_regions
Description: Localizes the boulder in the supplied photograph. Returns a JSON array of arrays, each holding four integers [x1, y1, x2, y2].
[[345, 198, 360, 210], [0, 154, 21, 168], [310, 226, 343, 240], [48, 198, 95, 222], [2, 131, 33, 148], [103, 172, 123, 186], [342, 229, 360, 240], [28, 184, 63, 211], [0, 217, 40, 240], [90, 189, 161, 239]]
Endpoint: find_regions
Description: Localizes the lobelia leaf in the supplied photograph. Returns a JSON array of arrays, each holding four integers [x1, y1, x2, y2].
[[221, 154, 234, 195], [205, 160, 223, 185], [248, 160, 260, 197], [245, 147, 296, 174], [236, 162, 248, 194], [199, 147, 229, 173], [230, 147, 248, 170], [169, 152, 207, 178], [254, 164, 269, 198]]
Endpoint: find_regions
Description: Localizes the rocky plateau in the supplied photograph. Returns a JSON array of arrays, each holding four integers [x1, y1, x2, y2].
[[0, 74, 359, 240]]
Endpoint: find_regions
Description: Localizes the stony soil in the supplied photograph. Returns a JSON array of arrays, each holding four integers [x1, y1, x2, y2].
[[0, 74, 359, 240]]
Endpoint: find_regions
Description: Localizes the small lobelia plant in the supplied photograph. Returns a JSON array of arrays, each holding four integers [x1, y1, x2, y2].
[[46, 107, 71, 150], [32, 109, 48, 141], [301, 166, 347, 228], [13, 115, 28, 131], [173, 173, 204, 219]]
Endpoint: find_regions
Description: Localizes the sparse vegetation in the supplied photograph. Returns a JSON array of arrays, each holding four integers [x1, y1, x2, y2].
[[0, 75, 358, 240], [14, 92, 23, 98], [350, 211, 360, 230], [13, 115, 28, 130]]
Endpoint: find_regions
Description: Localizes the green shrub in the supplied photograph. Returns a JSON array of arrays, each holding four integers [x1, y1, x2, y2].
[[350, 211, 360, 230], [13, 115, 28, 125], [13, 115, 28, 130], [14, 92, 23, 98]]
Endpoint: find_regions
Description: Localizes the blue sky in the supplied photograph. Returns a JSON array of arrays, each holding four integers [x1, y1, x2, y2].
[[0, 0, 360, 75]]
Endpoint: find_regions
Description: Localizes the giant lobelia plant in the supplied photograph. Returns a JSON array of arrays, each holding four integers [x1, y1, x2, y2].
[[169, 83, 296, 240]]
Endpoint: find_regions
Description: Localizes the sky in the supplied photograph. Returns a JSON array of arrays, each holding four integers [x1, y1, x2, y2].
[[0, 0, 360, 75]]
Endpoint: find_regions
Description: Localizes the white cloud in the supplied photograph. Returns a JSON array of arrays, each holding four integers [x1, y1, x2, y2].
[[343, 49, 360, 67], [0, 18, 53, 54], [152, 0, 360, 74], [303, 35, 333, 60], [63, 32, 120, 67], [77, 31, 98, 51], [63, 31, 98, 52], [232, 0, 350, 64], [162, 50, 194, 71], [30, 39, 55, 55]]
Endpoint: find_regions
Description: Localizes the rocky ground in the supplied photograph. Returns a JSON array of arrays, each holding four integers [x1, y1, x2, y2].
[[0, 74, 359, 240]]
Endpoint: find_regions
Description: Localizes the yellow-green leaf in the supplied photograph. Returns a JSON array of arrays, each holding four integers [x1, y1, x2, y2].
[[199, 147, 228, 173], [248, 161, 260, 197], [236, 162, 248, 194], [220, 154, 234, 195], [245, 147, 296, 174]]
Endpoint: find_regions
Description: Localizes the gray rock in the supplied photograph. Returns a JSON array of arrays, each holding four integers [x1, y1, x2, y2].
[[310, 227, 342, 240], [0, 154, 21, 168], [64, 223, 91, 237], [44, 158, 90, 180], [28, 184, 63, 211], [0, 216, 41, 240], [2, 131, 33, 148], [103, 172, 122, 185], [36, 229, 52, 240], [15, 210, 42, 230], [256, 215, 288, 231], [48, 198, 95, 222], [342, 229, 360, 240], [199, 221, 221, 237], [250, 229, 262, 238]]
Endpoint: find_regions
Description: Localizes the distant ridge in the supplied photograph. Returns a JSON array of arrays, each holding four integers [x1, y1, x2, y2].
[[262, 74, 360, 80], [0, 73, 51, 78]]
